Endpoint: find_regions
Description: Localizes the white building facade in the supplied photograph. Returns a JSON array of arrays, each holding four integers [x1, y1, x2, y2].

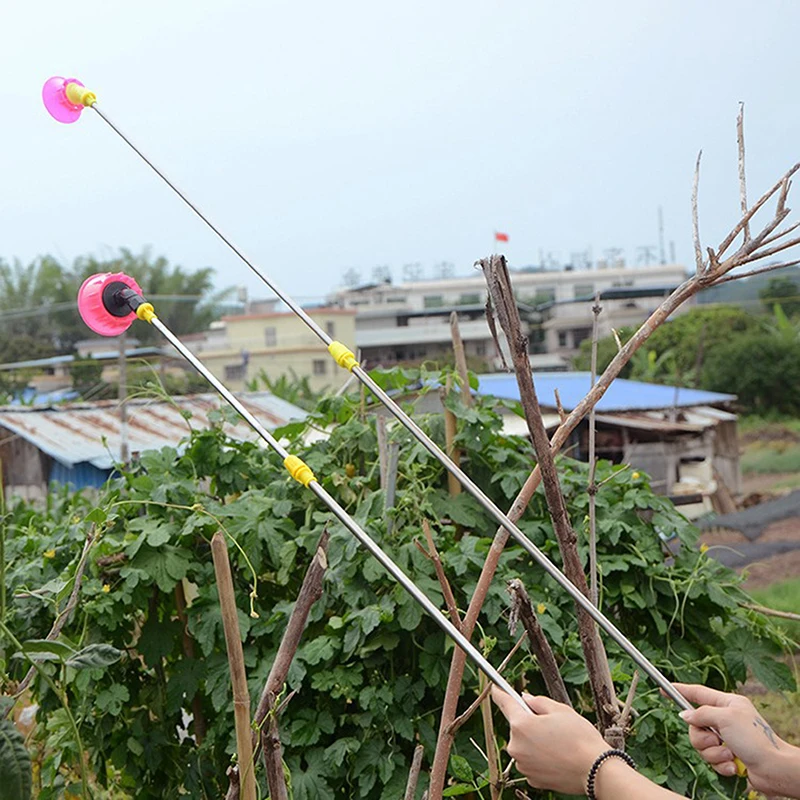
[[328, 263, 691, 368]]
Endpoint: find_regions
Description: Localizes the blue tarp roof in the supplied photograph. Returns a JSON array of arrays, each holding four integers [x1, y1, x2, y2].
[[476, 372, 736, 413]]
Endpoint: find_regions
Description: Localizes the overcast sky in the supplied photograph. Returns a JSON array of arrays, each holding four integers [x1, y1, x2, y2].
[[3, 0, 799, 303]]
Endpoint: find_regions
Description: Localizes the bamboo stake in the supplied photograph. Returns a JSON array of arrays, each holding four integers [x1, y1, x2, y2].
[[211, 532, 256, 800]]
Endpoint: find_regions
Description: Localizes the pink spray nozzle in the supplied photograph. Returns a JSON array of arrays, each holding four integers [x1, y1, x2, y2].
[[78, 272, 144, 336], [42, 76, 94, 123]]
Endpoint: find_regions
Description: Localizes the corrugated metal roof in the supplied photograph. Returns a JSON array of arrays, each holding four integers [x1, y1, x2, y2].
[[0, 392, 306, 470], [476, 372, 736, 413]]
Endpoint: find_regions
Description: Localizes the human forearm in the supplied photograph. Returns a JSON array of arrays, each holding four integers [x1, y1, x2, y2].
[[594, 759, 684, 800], [759, 742, 800, 798]]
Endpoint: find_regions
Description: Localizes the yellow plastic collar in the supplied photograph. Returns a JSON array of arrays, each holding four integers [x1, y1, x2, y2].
[[284, 455, 317, 487], [136, 303, 157, 323], [65, 82, 97, 107], [328, 341, 359, 372]]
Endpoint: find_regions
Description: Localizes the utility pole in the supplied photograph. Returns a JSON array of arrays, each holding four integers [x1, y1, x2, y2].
[[118, 330, 129, 464]]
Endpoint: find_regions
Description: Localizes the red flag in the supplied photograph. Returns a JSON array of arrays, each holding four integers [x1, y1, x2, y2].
[[495, 232, 509, 242]]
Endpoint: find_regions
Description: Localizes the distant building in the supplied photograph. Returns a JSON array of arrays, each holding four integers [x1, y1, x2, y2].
[[478, 372, 740, 515], [329, 263, 691, 365], [184, 308, 357, 392]]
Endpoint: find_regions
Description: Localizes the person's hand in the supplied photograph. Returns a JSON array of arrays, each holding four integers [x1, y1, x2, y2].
[[674, 683, 797, 796], [491, 687, 610, 794]]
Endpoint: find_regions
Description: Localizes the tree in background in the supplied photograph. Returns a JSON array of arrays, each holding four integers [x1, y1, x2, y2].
[[703, 332, 800, 416], [72, 248, 236, 345], [759, 275, 800, 317], [0, 249, 236, 364]]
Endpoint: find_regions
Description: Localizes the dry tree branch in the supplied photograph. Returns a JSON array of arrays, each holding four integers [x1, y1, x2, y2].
[[447, 632, 528, 735], [405, 744, 425, 800], [740, 602, 800, 621], [711, 257, 800, 286], [211, 532, 256, 800], [479, 255, 617, 731], [426, 111, 800, 800], [692, 151, 704, 273], [418, 519, 461, 627], [737, 103, 750, 243], [225, 529, 330, 800], [507, 579, 571, 706], [587, 294, 602, 607], [479, 671, 502, 800], [450, 311, 473, 406]]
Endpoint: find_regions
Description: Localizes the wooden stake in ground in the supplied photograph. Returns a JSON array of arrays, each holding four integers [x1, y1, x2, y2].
[[211, 532, 256, 800]]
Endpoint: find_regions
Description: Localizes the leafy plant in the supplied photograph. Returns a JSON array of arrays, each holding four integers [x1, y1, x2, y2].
[[0, 367, 793, 798]]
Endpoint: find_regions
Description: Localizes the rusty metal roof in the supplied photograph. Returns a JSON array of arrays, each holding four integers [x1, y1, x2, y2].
[[0, 392, 306, 470]]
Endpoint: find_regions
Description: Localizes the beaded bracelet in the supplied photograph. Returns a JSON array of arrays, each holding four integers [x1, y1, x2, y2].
[[585, 749, 638, 799]]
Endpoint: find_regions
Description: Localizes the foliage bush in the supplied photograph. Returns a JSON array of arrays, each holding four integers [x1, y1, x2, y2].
[[1, 368, 795, 799]]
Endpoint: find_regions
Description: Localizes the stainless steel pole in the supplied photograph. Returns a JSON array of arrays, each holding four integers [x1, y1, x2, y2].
[[151, 316, 530, 713], [96, 105, 691, 713]]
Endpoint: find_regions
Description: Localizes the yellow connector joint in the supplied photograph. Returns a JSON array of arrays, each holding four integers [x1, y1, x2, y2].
[[136, 303, 157, 323], [65, 82, 97, 107], [328, 341, 359, 372], [284, 455, 317, 487]]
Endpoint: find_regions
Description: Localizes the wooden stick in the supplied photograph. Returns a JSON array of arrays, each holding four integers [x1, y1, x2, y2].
[[588, 294, 602, 608], [507, 579, 571, 706], [741, 602, 800, 622], [479, 671, 501, 800], [479, 255, 616, 730], [420, 520, 461, 627], [450, 311, 473, 407], [211, 532, 256, 800], [252, 529, 330, 800], [692, 151, 704, 273], [737, 103, 750, 243], [404, 744, 425, 800], [442, 375, 461, 497]]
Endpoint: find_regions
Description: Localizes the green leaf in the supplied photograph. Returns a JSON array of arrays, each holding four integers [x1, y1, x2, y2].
[[95, 684, 130, 715], [19, 639, 76, 662], [442, 783, 479, 797], [65, 644, 122, 670], [301, 636, 336, 666], [0, 719, 32, 800], [84, 507, 107, 524], [449, 754, 473, 782], [397, 599, 423, 631]]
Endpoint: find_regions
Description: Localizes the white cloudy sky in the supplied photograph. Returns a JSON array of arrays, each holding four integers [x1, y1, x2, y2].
[[2, 0, 799, 302]]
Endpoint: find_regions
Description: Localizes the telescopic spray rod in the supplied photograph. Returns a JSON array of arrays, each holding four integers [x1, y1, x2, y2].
[[43, 76, 748, 776]]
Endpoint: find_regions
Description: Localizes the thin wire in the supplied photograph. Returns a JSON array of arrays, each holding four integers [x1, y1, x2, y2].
[[91, 102, 692, 713]]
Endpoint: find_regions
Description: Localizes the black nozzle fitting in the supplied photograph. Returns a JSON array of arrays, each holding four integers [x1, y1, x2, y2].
[[102, 281, 148, 318]]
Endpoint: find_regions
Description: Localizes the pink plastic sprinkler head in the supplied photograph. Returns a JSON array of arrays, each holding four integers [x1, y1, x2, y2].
[[78, 272, 146, 336], [42, 77, 97, 123]]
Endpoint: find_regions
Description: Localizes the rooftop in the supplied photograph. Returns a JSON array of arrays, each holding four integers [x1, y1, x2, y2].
[[0, 392, 306, 471], [476, 372, 736, 413]]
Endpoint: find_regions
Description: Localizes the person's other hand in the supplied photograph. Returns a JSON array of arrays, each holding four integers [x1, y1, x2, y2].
[[674, 683, 792, 795], [491, 687, 609, 794]]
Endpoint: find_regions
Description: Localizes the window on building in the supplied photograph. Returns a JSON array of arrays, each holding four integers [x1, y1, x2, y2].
[[386, 296, 406, 303], [532, 287, 556, 304], [571, 327, 591, 347], [459, 293, 481, 306], [423, 295, 444, 309], [325, 320, 335, 338], [313, 359, 327, 376], [475, 341, 487, 356], [225, 364, 246, 381], [557, 331, 569, 348], [573, 283, 594, 299], [264, 326, 277, 347]]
